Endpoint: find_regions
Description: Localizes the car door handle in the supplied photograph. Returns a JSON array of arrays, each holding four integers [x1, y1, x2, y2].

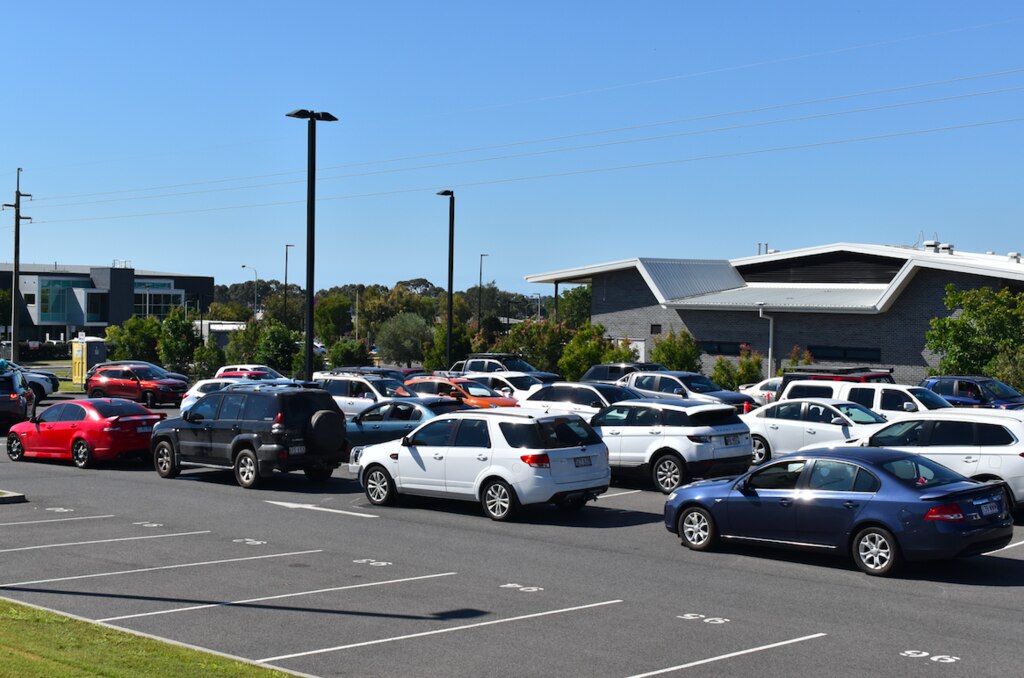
[[843, 501, 860, 509], [433, 454, 444, 460], [231, 426, 240, 433], [806, 429, 816, 434], [769, 424, 779, 430], [608, 431, 620, 435], [778, 499, 793, 507], [649, 429, 662, 434], [476, 455, 488, 461], [371, 424, 381, 429]]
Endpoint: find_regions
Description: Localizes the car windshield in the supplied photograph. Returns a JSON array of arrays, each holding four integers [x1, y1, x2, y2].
[[499, 417, 602, 449], [881, 455, 962, 489], [679, 375, 722, 393], [981, 379, 1023, 399], [506, 375, 541, 389], [460, 381, 501, 397], [833, 402, 887, 424], [909, 387, 953, 410], [427, 401, 472, 415], [91, 400, 151, 417], [593, 384, 642, 403], [378, 379, 414, 397], [503, 358, 539, 372]]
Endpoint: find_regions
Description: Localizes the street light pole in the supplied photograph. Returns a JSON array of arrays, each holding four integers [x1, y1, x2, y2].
[[534, 293, 542, 320], [241, 265, 258, 314], [437, 190, 455, 369], [478, 253, 488, 327], [284, 243, 295, 330], [287, 108, 338, 379]]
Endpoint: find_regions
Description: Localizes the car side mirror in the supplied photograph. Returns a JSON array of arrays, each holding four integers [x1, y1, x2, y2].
[[590, 400, 602, 408], [830, 416, 845, 425], [29, 415, 39, 424], [673, 388, 683, 395], [187, 411, 203, 424], [401, 436, 411, 446], [500, 387, 512, 397], [902, 402, 917, 412]]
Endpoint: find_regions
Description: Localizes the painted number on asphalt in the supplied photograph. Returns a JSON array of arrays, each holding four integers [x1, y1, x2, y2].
[[501, 583, 545, 592], [900, 651, 961, 663], [133, 521, 164, 527], [678, 613, 730, 624], [45, 507, 74, 513], [233, 538, 267, 546], [353, 558, 391, 567]]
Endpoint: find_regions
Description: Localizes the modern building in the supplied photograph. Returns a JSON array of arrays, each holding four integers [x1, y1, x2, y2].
[[526, 242, 1024, 384], [0, 262, 214, 342]]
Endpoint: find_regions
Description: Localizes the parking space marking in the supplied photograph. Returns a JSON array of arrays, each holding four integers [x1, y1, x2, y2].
[[0, 515, 116, 527], [98, 571, 458, 622], [602, 490, 643, 499], [265, 500, 377, 518], [0, 550, 324, 588], [626, 632, 828, 677], [258, 599, 624, 663], [0, 530, 211, 553], [990, 539, 1024, 553]]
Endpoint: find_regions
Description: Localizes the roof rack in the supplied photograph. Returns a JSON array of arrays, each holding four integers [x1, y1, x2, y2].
[[781, 366, 894, 374]]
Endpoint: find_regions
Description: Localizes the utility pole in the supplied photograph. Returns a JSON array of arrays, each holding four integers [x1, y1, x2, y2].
[[3, 169, 30, 362]]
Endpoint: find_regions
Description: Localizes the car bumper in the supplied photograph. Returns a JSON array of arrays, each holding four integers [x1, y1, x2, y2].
[[256, 443, 343, 474], [900, 520, 1015, 561], [688, 454, 752, 479], [513, 474, 611, 505]]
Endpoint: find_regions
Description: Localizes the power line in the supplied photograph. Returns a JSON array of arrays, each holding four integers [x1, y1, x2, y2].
[[29, 116, 1024, 226]]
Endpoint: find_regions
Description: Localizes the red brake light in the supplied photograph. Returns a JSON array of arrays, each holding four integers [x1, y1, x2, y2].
[[924, 503, 965, 522], [8, 393, 19, 400], [521, 453, 550, 468], [743, 401, 752, 413]]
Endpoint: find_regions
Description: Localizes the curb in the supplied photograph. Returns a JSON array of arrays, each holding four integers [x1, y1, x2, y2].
[[0, 490, 27, 505]]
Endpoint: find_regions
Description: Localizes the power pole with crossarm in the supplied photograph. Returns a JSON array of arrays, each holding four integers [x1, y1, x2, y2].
[[3, 168, 31, 362]]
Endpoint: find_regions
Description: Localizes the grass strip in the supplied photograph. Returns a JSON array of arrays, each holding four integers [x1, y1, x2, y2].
[[0, 598, 293, 677]]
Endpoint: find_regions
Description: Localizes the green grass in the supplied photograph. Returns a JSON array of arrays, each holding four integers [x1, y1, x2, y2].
[[0, 599, 292, 677]]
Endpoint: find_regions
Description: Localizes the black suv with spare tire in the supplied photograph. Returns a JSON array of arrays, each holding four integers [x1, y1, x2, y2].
[[150, 383, 346, 488]]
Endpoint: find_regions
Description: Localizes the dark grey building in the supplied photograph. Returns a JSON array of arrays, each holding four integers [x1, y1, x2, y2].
[[526, 242, 1024, 384], [0, 263, 214, 342]]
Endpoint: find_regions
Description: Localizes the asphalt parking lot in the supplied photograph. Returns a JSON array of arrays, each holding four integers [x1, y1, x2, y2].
[[2, 405, 1023, 677]]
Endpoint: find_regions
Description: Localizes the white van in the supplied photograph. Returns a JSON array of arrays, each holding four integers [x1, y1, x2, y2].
[[778, 380, 953, 419]]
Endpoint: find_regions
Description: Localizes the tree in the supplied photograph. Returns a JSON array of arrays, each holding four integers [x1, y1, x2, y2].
[[313, 293, 353, 346], [328, 339, 371, 368], [292, 344, 326, 377], [711, 357, 739, 390], [254, 321, 298, 375], [493, 319, 571, 374], [736, 346, 764, 386], [105, 315, 161, 362], [192, 336, 226, 380], [260, 289, 304, 330], [158, 307, 200, 374], [422, 320, 472, 371], [558, 324, 611, 381], [207, 301, 252, 322], [224, 321, 261, 364], [376, 312, 431, 367], [925, 285, 1024, 378], [650, 328, 701, 372], [558, 285, 591, 329], [603, 341, 638, 364]]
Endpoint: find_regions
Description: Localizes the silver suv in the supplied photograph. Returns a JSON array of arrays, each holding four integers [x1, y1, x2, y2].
[[313, 372, 417, 416]]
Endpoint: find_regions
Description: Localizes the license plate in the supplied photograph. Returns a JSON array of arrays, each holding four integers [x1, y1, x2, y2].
[[981, 502, 998, 516], [137, 426, 152, 433], [291, 445, 305, 456], [574, 456, 592, 467], [725, 435, 739, 445]]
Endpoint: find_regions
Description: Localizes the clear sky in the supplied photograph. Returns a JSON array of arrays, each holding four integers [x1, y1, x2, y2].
[[4, 2, 1022, 295]]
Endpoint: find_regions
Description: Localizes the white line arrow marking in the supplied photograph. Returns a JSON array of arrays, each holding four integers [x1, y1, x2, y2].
[[264, 501, 377, 518]]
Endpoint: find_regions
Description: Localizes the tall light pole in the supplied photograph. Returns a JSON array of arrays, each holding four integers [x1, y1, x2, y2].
[[241, 265, 258, 314], [284, 243, 295, 330], [287, 108, 338, 379], [437, 190, 455, 369], [533, 293, 542, 320], [477, 253, 488, 326]]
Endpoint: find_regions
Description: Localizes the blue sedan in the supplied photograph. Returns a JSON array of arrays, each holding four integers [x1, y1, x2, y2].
[[664, 448, 1014, 576], [345, 396, 471, 456]]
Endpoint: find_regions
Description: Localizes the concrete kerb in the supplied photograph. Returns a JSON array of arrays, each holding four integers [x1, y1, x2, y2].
[[0, 490, 27, 505]]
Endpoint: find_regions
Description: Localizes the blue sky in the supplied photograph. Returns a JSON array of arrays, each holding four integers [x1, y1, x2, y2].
[[4, 2, 1022, 295]]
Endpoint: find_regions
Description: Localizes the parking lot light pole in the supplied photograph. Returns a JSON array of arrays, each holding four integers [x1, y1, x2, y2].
[[284, 243, 295, 330], [478, 253, 488, 326], [287, 109, 338, 379], [437, 190, 455, 369], [241, 265, 258, 314]]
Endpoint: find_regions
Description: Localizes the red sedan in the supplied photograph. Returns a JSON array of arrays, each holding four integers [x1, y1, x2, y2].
[[6, 398, 163, 468]]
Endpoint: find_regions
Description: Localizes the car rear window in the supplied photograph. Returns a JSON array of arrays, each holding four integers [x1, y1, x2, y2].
[[500, 418, 602, 449], [881, 455, 962, 489], [427, 402, 472, 415], [0, 375, 17, 392], [90, 400, 150, 417], [663, 408, 742, 427]]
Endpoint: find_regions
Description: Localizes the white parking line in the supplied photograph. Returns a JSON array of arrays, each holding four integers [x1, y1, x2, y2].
[[602, 490, 643, 499], [990, 539, 1024, 553], [258, 599, 624, 663], [0, 530, 211, 553], [0, 550, 323, 588], [99, 571, 458, 622], [626, 633, 829, 677], [0, 515, 116, 527]]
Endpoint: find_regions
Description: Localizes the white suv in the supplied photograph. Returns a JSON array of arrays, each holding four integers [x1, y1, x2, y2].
[[591, 400, 752, 493], [313, 372, 417, 416], [778, 380, 952, 420], [351, 408, 610, 520], [463, 371, 543, 402]]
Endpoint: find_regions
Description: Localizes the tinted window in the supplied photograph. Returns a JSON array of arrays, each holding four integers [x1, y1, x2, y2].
[[847, 387, 875, 408], [199, 382, 228, 394], [90, 400, 150, 417], [59, 404, 88, 423], [570, 388, 602, 407], [957, 380, 983, 401], [526, 386, 554, 402], [788, 385, 834, 399], [909, 388, 952, 410], [679, 375, 723, 394], [360, 403, 389, 422], [190, 395, 222, 421], [853, 469, 881, 492], [409, 419, 457, 446], [657, 377, 682, 394], [39, 404, 66, 423], [981, 379, 1023, 399], [0, 375, 17, 393], [882, 456, 961, 489], [931, 379, 955, 396], [880, 389, 912, 411], [871, 419, 924, 446], [747, 461, 806, 490], [499, 418, 601, 449], [388, 402, 424, 421], [592, 406, 631, 426], [503, 358, 538, 372], [927, 420, 974, 446], [218, 394, 246, 421], [634, 375, 659, 390], [632, 407, 661, 427], [322, 380, 348, 397], [833, 402, 886, 424], [686, 409, 742, 427], [978, 424, 1014, 446], [454, 419, 491, 447], [807, 460, 858, 491], [592, 384, 639, 404], [377, 379, 414, 397], [426, 401, 471, 416], [804, 404, 836, 424], [242, 395, 278, 421], [407, 381, 437, 395], [506, 375, 541, 390], [769, 402, 803, 421]]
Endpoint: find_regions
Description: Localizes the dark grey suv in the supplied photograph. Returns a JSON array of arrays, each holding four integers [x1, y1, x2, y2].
[[151, 384, 346, 488]]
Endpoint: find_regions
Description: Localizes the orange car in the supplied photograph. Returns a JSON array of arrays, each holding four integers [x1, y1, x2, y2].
[[404, 377, 518, 409]]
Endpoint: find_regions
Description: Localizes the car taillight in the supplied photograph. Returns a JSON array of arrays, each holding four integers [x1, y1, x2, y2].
[[271, 411, 284, 435], [742, 401, 753, 413], [924, 503, 965, 522], [687, 435, 711, 443], [102, 416, 122, 432], [521, 453, 550, 468]]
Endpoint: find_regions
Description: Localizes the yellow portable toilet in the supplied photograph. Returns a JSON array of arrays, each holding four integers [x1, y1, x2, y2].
[[71, 337, 107, 388]]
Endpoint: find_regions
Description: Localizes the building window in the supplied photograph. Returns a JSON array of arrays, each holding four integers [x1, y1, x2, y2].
[[39, 277, 90, 323], [808, 346, 882, 363], [650, 324, 662, 335], [86, 294, 104, 322], [23, 293, 35, 306], [698, 341, 743, 356], [133, 292, 184, 320]]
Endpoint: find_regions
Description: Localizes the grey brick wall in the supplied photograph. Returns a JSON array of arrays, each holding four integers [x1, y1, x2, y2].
[[590, 266, 1009, 385]]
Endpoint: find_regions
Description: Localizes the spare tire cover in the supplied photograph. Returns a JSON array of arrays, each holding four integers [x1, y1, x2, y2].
[[307, 410, 345, 452]]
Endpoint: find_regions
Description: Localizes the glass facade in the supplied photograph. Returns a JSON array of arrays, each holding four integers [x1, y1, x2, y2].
[[39, 278, 91, 323], [133, 280, 183, 319]]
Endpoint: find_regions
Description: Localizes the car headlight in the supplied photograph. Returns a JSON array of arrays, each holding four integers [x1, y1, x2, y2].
[[157, 385, 171, 390]]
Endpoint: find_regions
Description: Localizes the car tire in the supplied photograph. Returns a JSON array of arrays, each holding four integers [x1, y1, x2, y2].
[[304, 466, 333, 483], [677, 506, 718, 551], [234, 449, 261, 489], [651, 452, 686, 494], [143, 391, 156, 408], [153, 440, 179, 478], [71, 439, 93, 469], [751, 435, 771, 465], [89, 389, 105, 399], [30, 383, 45, 406], [307, 409, 345, 452], [364, 465, 397, 506], [481, 479, 518, 522], [6, 433, 24, 461], [852, 526, 901, 576]]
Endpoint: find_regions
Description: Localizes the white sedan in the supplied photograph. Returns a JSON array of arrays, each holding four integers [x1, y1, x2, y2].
[[179, 378, 243, 414], [740, 398, 888, 464], [738, 377, 782, 406]]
